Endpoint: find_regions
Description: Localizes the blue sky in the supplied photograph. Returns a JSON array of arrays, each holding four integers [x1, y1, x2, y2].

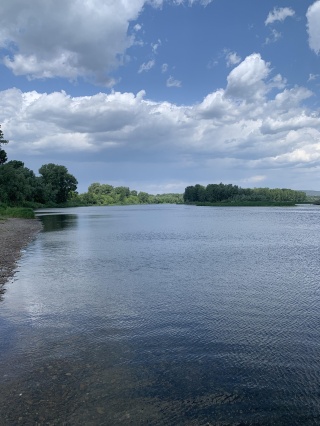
[[0, 0, 320, 193]]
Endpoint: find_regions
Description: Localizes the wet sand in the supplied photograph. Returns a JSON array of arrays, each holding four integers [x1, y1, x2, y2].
[[0, 218, 42, 291]]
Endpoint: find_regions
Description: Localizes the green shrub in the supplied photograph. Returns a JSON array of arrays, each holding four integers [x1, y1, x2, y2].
[[0, 207, 35, 219]]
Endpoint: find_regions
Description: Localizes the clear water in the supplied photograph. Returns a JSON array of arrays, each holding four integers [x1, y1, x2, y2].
[[1, 204, 320, 425]]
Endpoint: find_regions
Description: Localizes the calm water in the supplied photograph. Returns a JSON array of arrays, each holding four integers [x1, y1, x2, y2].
[[1, 204, 320, 425]]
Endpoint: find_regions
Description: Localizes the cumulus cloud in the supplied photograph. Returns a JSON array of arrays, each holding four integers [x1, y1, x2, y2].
[[1, 53, 319, 183], [225, 53, 271, 101], [0, 0, 145, 84], [307, 1, 320, 54], [0, 0, 213, 84], [265, 7, 295, 25]]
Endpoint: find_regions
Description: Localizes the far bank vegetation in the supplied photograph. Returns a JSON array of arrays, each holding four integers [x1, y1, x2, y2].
[[78, 183, 183, 206], [183, 183, 307, 206]]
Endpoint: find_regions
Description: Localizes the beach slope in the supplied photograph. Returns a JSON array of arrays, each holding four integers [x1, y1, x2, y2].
[[0, 218, 42, 289]]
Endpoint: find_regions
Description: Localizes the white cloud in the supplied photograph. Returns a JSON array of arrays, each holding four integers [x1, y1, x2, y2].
[[0, 0, 212, 83], [307, 1, 320, 54], [166, 76, 182, 87], [187, 0, 213, 5], [133, 23, 142, 31], [0, 0, 145, 84], [241, 175, 267, 184], [225, 52, 241, 67], [265, 29, 282, 45], [142, 181, 189, 194], [260, 114, 318, 135], [207, 59, 219, 69], [265, 7, 295, 25], [1, 53, 320, 188], [308, 73, 320, 81], [138, 59, 155, 73], [166, 0, 213, 5], [197, 89, 235, 120], [225, 53, 271, 101], [152, 40, 162, 53], [162, 63, 168, 73]]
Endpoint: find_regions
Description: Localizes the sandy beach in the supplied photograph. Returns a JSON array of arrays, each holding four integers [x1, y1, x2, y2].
[[0, 218, 42, 291]]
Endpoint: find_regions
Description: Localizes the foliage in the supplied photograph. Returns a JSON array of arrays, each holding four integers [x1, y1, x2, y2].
[[0, 206, 35, 219], [184, 183, 307, 205], [0, 127, 78, 209], [196, 201, 299, 207], [0, 124, 183, 210], [0, 161, 42, 205], [39, 163, 78, 204], [77, 182, 183, 206], [0, 125, 9, 165]]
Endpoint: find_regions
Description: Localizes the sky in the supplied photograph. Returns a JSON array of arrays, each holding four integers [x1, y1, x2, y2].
[[0, 0, 320, 194]]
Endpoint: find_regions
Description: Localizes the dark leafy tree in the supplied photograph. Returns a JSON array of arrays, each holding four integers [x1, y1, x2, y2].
[[195, 184, 206, 202], [184, 183, 307, 204], [138, 191, 150, 203], [0, 161, 41, 205], [0, 125, 9, 165], [115, 186, 130, 201], [39, 163, 78, 204], [184, 186, 197, 202]]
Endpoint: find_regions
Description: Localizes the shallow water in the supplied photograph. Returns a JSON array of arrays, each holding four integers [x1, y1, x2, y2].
[[1, 204, 320, 425]]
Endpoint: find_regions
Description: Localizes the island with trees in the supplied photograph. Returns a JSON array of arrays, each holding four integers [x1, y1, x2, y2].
[[183, 183, 307, 206]]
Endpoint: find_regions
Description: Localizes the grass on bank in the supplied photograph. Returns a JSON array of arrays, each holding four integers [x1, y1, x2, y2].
[[0, 206, 35, 219]]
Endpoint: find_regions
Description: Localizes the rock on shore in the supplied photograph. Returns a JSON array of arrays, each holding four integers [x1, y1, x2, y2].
[[0, 218, 42, 291]]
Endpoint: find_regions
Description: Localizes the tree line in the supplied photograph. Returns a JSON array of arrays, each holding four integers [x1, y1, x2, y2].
[[0, 126, 77, 207], [0, 125, 309, 209], [184, 183, 307, 205], [78, 183, 183, 205], [0, 126, 183, 208]]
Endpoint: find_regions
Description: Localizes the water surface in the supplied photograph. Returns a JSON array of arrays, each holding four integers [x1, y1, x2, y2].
[[0, 204, 320, 425]]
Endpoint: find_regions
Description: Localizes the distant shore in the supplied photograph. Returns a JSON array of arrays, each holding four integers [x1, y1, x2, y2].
[[194, 201, 299, 207], [0, 218, 42, 291]]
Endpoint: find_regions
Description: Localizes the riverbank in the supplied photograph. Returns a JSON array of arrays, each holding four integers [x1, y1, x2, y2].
[[195, 201, 298, 207], [0, 218, 42, 291]]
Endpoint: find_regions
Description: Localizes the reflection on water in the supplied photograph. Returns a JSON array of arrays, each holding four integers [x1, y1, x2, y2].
[[38, 213, 78, 232], [0, 204, 320, 425]]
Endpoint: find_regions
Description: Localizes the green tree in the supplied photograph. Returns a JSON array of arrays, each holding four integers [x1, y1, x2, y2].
[[0, 125, 9, 165], [114, 186, 130, 202], [39, 163, 78, 204], [0, 161, 41, 205], [88, 183, 114, 196], [138, 191, 150, 203], [87, 182, 102, 195], [184, 186, 197, 202], [195, 184, 206, 202]]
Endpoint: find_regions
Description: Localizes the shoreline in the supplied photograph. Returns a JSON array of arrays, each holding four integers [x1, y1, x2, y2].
[[0, 218, 42, 292]]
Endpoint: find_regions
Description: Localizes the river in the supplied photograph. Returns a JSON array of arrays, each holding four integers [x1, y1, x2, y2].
[[0, 204, 320, 425]]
